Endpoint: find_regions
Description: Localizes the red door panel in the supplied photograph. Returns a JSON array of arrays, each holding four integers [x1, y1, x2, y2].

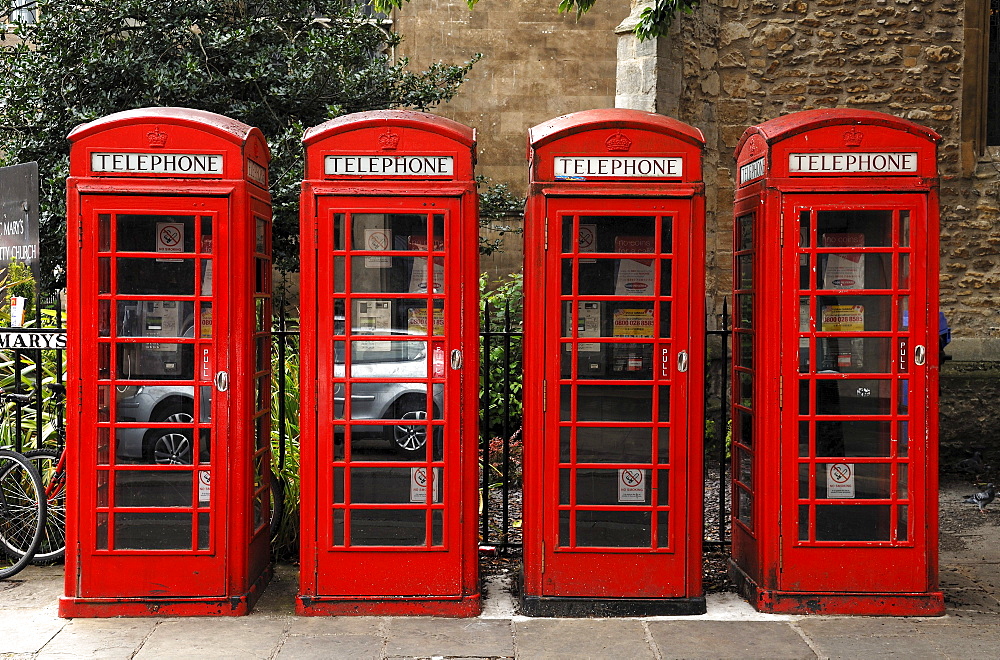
[[78, 196, 228, 598], [779, 194, 929, 593], [313, 196, 463, 596], [541, 198, 692, 598]]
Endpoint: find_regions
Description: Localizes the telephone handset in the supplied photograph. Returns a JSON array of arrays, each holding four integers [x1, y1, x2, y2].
[[118, 301, 190, 378]]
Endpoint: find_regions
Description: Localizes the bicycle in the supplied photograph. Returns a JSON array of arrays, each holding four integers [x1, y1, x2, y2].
[[17, 385, 68, 564], [0, 448, 46, 579]]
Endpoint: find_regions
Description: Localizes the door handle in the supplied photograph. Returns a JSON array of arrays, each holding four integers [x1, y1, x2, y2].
[[450, 349, 463, 370], [677, 350, 689, 373], [913, 345, 926, 366], [215, 371, 229, 392]]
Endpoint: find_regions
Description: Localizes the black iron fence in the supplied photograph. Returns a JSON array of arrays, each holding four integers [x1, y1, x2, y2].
[[1, 299, 732, 553]]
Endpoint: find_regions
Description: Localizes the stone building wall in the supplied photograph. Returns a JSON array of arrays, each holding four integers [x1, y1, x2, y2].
[[652, 0, 999, 352], [391, 0, 631, 188]]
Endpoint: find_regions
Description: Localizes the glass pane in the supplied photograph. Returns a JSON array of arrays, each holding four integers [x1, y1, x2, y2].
[[350, 509, 425, 546], [657, 427, 670, 463], [815, 420, 892, 457], [114, 512, 192, 550], [899, 296, 910, 330], [816, 463, 891, 499], [350, 256, 435, 294], [799, 420, 810, 457], [579, 216, 656, 252], [99, 258, 111, 294], [349, 213, 429, 251], [97, 428, 110, 465], [657, 469, 670, 505], [738, 254, 752, 289], [799, 505, 809, 541], [818, 337, 892, 373], [117, 258, 194, 295], [200, 216, 213, 253], [350, 467, 441, 504], [898, 421, 909, 458], [899, 210, 910, 248], [575, 510, 651, 547], [817, 210, 891, 248], [198, 513, 210, 550], [117, 301, 195, 339], [97, 470, 109, 507], [738, 333, 753, 369], [818, 253, 892, 290], [737, 446, 752, 485], [799, 211, 811, 247], [333, 213, 346, 250], [738, 294, 752, 329], [737, 489, 752, 528], [657, 510, 670, 548], [350, 341, 427, 373], [575, 427, 652, 463], [817, 296, 892, 332], [897, 505, 908, 541], [99, 214, 111, 251], [738, 409, 752, 447], [115, 471, 192, 507], [559, 510, 570, 547], [573, 385, 652, 422], [738, 213, 753, 251], [333, 509, 344, 546], [116, 344, 193, 380], [899, 463, 908, 499], [898, 254, 910, 289], [98, 343, 110, 378], [816, 378, 891, 416], [117, 215, 196, 253], [575, 469, 650, 505], [815, 505, 891, 541]]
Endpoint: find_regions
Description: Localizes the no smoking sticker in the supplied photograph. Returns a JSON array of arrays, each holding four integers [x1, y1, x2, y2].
[[410, 467, 441, 503], [826, 463, 855, 499], [364, 229, 392, 268], [618, 468, 646, 503], [156, 222, 185, 254]]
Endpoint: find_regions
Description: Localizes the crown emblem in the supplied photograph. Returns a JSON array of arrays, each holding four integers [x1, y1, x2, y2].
[[843, 127, 864, 148], [146, 126, 168, 148], [605, 131, 632, 152], [378, 129, 400, 151]]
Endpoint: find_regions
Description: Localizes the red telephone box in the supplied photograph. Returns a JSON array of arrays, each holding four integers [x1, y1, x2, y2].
[[522, 109, 706, 616], [730, 109, 944, 615], [62, 108, 274, 617], [297, 111, 480, 616]]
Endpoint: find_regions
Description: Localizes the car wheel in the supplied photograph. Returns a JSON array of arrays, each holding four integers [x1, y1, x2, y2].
[[144, 403, 194, 465], [386, 396, 429, 452]]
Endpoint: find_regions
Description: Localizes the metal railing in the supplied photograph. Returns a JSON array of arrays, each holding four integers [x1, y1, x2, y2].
[[2, 299, 733, 554]]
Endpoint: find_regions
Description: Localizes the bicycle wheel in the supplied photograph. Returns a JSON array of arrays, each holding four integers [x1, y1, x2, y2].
[[0, 449, 46, 579], [22, 449, 66, 564]]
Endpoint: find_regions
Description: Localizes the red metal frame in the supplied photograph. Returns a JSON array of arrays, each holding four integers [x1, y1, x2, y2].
[[297, 111, 480, 616], [522, 109, 706, 616], [62, 108, 272, 617], [730, 108, 944, 616]]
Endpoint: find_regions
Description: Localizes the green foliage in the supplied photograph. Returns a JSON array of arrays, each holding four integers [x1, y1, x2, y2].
[[476, 175, 524, 256], [480, 272, 523, 438], [270, 332, 300, 559], [0, 0, 479, 289], [375, 0, 699, 41]]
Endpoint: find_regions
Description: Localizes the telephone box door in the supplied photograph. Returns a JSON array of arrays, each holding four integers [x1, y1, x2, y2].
[[542, 197, 695, 598], [78, 195, 227, 598], [312, 195, 465, 596], [781, 193, 931, 592]]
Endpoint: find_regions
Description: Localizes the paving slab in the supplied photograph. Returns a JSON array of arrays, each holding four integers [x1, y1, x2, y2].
[[276, 633, 384, 659], [0, 607, 67, 655], [286, 616, 385, 636], [36, 618, 157, 660], [0, 566, 63, 609], [794, 618, 977, 660], [386, 617, 513, 658], [647, 621, 816, 659], [133, 617, 288, 660], [513, 619, 652, 659]]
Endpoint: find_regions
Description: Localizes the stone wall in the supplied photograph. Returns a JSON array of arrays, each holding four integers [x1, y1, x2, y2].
[[661, 0, 999, 350], [392, 0, 630, 188]]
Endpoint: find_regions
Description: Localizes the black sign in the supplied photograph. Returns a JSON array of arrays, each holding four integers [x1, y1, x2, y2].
[[0, 162, 40, 283]]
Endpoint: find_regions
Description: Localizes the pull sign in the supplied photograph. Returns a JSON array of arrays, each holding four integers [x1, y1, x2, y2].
[[899, 338, 909, 373], [432, 346, 446, 378], [450, 349, 463, 370], [201, 348, 212, 380], [913, 345, 927, 366], [661, 348, 670, 378], [215, 370, 229, 392], [677, 350, 689, 373]]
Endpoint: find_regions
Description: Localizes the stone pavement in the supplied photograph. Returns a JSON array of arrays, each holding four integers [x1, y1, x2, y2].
[[1, 558, 999, 660], [2, 479, 999, 660]]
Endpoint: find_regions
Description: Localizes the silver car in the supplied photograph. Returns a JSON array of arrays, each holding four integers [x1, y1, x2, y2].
[[115, 331, 442, 464]]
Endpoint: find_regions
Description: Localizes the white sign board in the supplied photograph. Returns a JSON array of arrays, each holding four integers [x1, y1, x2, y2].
[[554, 157, 683, 179], [0, 330, 66, 349], [410, 467, 441, 503], [199, 470, 211, 505], [325, 155, 454, 177], [788, 152, 918, 174], [91, 153, 224, 175], [739, 157, 765, 184], [618, 468, 647, 503], [827, 463, 855, 499]]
